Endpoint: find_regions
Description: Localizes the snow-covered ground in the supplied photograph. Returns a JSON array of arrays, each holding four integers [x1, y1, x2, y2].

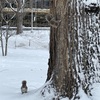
[[0, 30, 50, 100], [0, 29, 100, 100]]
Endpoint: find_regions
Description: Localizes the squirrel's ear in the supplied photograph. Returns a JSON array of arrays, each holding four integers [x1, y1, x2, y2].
[[22, 80, 27, 84]]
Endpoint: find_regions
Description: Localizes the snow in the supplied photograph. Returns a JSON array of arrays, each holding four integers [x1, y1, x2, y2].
[[0, 29, 50, 100], [0, 29, 100, 100], [84, 0, 98, 5], [0, 27, 100, 100]]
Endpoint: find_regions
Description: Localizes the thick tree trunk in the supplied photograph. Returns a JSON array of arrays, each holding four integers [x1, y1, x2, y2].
[[47, 0, 78, 99]]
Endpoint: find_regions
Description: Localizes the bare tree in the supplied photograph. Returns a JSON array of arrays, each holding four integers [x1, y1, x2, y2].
[[0, 3, 15, 56], [0, 25, 14, 56], [5, 0, 25, 34]]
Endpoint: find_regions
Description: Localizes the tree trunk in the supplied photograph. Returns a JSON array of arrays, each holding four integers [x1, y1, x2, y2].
[[47, 0, 78, 99], [4, 23, 9, 56], [16, 0, 23, 34], [16, 12, 23, 34], [0, 23, 4, 56]]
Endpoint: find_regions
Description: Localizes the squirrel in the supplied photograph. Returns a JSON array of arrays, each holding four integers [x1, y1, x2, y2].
[[21, 80, 28, 94], [45, 14, 61, 28]]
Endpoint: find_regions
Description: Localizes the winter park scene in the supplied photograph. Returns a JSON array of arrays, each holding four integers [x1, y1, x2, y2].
[[0, 0, 100, 100]]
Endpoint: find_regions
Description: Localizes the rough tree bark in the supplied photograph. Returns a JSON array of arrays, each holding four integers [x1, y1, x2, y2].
[[46, 0, 78, 99]]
